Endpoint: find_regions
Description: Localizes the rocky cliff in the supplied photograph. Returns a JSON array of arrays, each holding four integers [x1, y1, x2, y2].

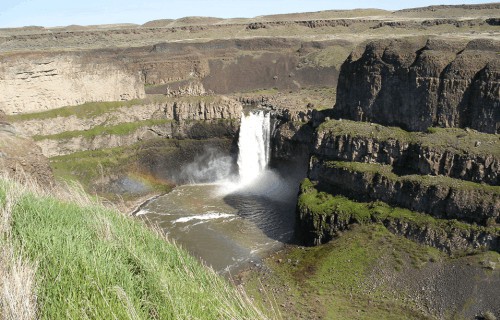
[[13, 96, 241, 136], [11, 96, 242, 157], [309, 159, 499, 225], [296, 179, 499, 253], [0, 52, 145, 115], [287, 37, 500, 253], [334, 38, 499, 133], [314, 120, 499, 185]]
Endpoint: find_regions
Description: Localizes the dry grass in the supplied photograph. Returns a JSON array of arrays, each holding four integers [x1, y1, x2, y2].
[[0, 173, 38, 320]]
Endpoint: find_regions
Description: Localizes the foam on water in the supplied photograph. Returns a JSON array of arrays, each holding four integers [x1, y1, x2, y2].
[[173, 212, 235, 224]]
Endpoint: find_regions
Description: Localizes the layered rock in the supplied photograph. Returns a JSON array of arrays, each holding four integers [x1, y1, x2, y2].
[[296, 179, 499, 253], [0, 52, 145, 115], [164, 97, 242, 122], [18, 97, 242, 157], [36, 122, 172, 157], [309, 159, 499, 225], [315, 120, 500, 185], [13, 96, 242, 137], [334, 38, 500, 133]]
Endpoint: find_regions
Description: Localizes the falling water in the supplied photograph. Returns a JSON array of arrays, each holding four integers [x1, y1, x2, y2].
[[140, 108, 302, 274], [237, 110, 271, 186]]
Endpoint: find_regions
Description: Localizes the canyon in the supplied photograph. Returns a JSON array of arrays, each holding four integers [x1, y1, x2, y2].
[[0, 3, 499, 319]]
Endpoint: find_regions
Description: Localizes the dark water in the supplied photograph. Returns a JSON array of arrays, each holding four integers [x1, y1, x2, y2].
[[138, 170, 298, 274]]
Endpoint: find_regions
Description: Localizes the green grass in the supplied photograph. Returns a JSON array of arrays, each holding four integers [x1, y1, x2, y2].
[[0, 178, 266, 319], [7, 98, 154, 122], [49, 141, 173, 201], [301, 44, 354, 69], [49, 138, 232, 202], [319, 119, 411, 142], [33, 119, 172, 141], [318, 119, 500, 158]]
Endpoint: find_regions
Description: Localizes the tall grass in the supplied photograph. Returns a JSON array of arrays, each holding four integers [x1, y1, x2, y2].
[[0, 175, 268, 319], [0, 175, 39, 320]]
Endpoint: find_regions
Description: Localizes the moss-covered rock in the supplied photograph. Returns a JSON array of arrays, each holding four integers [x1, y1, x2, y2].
[[296, 179, 500, 254]]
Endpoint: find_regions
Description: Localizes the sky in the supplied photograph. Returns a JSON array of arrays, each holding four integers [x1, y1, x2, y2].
[[0, 0, 493, 28]]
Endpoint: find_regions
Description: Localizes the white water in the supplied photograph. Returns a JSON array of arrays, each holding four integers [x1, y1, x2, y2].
[[237, 110, 271, 186], [173, 212, 235, 224]]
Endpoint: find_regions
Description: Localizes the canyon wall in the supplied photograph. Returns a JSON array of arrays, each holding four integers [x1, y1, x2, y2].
[[12, 97, 242, 157], [314, 120, 499, 185], [334, 38, 499, 133], [281, 37, 500, 252], [0, 52, 145, 115]]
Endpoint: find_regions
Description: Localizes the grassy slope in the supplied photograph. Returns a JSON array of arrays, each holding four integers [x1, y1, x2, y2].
[[49, 138, 231, 196], [279, 180, 499, 318], [49, 141, 174, 203], [7, 95, 224, 122], [242, 224, 440, 320], [33, 119, 172, 141], [0, 178, 266, 319]]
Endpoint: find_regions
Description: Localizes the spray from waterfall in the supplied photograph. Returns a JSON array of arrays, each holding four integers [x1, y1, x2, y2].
[[237, 110, 271, 185]]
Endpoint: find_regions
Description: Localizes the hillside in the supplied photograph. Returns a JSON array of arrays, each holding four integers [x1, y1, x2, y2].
[[0, 176, 267, 319]]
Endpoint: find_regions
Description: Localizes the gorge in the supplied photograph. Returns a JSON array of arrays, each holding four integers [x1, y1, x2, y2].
[[0, 3, 499, 319], [137, 110, 299, 273]]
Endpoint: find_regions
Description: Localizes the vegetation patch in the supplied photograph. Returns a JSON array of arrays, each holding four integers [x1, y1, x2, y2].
[[241, 224, 445, 320], [301, 44, 354, 69], [8, 95, 227, 122], [33, 119, 171, 141], [7, 97, 161, 122], [318, 119, 411, 142], [50, 138, 232, 202], [0, 177, 266, 319]]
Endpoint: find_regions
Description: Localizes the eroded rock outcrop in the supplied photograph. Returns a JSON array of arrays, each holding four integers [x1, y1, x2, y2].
[[0, 122, 54, 186], [314, 120, 500, 185], [0, 52, 145, 115], [13, 96, 242, 137], [334, 38, 499, 133], [296, 179, 499, 253], [309, 159, 499, 225], [18, 97, 242, 157]]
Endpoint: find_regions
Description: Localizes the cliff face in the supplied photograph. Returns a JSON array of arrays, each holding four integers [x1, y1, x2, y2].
[[287, 37, 500, 252], [296, 180, 499, 253], [14, 97, 242, 137], [314, 121, 499, 185], [309, 159, 499, 225], [12, 97, 242, 157], [334, 39, 499, 133], [0, 53, 145, 115]]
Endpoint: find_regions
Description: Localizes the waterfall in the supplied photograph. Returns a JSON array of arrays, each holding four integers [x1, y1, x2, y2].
[[237, 110, 271, 186]]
